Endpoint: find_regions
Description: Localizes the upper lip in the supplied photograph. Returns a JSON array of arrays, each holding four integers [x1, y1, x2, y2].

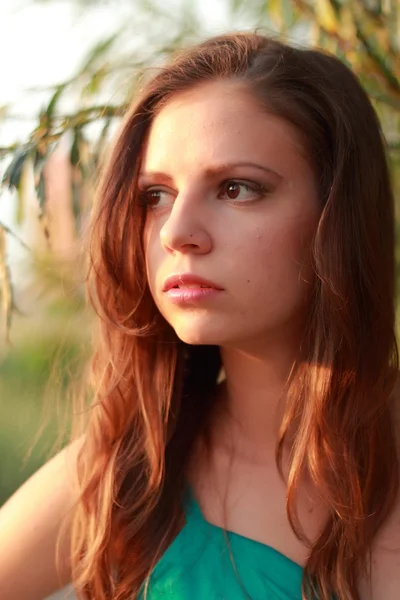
[[162, 273, 223, 291]]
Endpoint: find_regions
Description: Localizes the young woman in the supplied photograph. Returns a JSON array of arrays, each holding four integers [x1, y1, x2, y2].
[[1, 32, 400, 600]]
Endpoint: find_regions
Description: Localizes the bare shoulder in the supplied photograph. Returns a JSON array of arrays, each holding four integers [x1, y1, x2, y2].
[[0, 435, 83, 519], [0, 436, 84, 600], [358, 375, 400, 599], [359, 503, 400, 600]]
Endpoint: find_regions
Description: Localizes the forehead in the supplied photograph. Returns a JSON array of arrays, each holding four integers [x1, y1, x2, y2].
[[141, 80, 308, 174]]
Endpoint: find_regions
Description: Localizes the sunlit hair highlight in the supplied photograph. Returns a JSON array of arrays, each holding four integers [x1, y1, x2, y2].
[[66, 32, 399, 600]]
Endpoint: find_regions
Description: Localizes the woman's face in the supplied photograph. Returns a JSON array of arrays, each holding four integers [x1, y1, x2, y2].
[[141, 80, 320, 351]]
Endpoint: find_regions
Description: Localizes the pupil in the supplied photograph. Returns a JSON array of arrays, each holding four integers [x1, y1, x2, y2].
[[147, 191, 159, 204], [227, 183, 240, 199]]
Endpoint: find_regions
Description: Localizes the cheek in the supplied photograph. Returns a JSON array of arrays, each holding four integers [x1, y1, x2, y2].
[[142, 223, 159, 296], [242, 217, 317, 303]]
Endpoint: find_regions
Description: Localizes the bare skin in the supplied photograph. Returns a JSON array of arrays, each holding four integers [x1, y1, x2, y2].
[[187, 383, 400, 599], [0, 438, 82, 600], [142, 79, 400, 599], [187, 390, 328, 568]]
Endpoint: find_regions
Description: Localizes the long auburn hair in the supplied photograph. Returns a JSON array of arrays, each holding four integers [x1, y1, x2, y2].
[[66, 32, 399, 600]]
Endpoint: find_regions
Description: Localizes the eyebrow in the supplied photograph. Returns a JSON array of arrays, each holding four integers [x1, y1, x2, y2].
[[138, 161, 282, 182]]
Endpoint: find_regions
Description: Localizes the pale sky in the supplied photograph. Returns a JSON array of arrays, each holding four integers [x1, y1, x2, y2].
[[1, 1, 111, 143]]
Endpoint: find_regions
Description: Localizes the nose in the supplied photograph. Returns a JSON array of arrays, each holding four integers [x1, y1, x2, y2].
[[159, 191, 212, 255]]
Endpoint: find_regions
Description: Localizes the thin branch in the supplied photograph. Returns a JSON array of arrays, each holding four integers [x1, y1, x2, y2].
[[0, 144, 20, 158], [354, 21, 400, 94], [0, 104, 127, 158], [367, 90, 400, 112], [387, 140, 400, 151], [292, 0, 400, 107], [354, 0, 386, 25], [22, 61, 145, 95], [291, 0, 354, 51], [0, 221, 31, 252], [57, 104, 127, 124]]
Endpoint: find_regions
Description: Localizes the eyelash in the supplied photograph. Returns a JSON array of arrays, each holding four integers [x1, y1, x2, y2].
[[138, 179, 269, 209]]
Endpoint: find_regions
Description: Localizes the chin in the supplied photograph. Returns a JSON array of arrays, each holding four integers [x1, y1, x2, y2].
[[171, 320, 228, 347], [174, 329, 220, 346]]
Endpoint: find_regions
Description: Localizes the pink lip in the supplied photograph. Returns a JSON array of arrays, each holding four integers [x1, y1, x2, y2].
[[165, 287, 221, 304], [162, 273, 223, 292]]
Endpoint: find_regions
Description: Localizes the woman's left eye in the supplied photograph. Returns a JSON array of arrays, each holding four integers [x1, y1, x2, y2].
[[219, 180, 267, 202]]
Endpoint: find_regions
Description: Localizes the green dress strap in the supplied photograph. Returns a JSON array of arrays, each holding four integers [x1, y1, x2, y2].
[[141, 486, 305, 599]]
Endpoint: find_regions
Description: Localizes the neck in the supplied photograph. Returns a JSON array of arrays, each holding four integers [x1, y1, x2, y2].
[[211, 334, 300, 463]]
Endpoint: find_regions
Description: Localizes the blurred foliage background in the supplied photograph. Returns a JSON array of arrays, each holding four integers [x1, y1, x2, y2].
[[1, 0, 400, 509]]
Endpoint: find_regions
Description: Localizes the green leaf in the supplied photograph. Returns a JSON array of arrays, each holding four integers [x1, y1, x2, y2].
[[230, 0, 245, 15], [15, 157, 32, 226], [95, 116, 112, 161], [265, 0, 283, 29], [2, 147, 32, 190], [77, 32, 121, 76], [0, 226, 12, 343], [35, 171, 46, 213], [81, 65, 107, 100], [0, 105, 8, 122], [46, 85, 66, 121], [281, 0, 296, 31], [77, 136, 91, 179], [70, 128, 82, 167], [315, 0, 339, 33], [33, 148, 47, 174], [71, 178, 82, 224]]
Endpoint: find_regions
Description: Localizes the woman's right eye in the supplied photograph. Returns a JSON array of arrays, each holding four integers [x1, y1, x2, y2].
[[139, 188, 172, 209]]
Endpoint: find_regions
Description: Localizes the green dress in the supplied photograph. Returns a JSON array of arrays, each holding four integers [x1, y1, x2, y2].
[[141, 486, 305, 599]]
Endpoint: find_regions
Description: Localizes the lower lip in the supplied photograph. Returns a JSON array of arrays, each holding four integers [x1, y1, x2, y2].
[[165, 287, 222, 304]]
